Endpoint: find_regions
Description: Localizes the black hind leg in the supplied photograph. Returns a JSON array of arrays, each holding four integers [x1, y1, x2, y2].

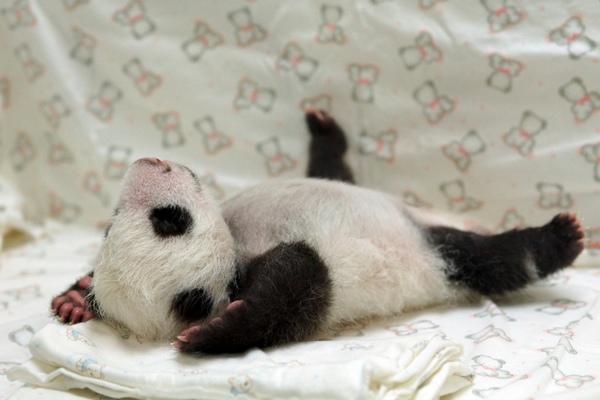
[[427, 213, 584, 296], [305, 110, 355, 184]]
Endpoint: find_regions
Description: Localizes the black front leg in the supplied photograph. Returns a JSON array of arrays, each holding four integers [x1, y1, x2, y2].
[[427, 213, 584, 296], [174, 242, 332, 354], [305, 110, 355, 184]]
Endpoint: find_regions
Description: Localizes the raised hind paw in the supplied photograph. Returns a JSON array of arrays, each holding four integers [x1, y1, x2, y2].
[[534, 213, 585, 278]]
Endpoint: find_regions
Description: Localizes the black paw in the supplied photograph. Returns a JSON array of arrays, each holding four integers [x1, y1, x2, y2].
[[305, 109, 339, 137], [536, 213, 585, 277]]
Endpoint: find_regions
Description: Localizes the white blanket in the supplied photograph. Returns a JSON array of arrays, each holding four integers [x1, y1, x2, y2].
[[8, 320, 471, 400]]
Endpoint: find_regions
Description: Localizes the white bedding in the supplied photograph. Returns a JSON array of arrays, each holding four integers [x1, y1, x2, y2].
[[2, 0, 600, 399]]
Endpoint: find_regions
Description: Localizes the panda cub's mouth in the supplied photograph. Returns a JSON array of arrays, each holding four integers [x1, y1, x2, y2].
[[150, 205, 193, 237]]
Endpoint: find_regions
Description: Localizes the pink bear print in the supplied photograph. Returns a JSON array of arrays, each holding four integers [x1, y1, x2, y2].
[[580, 143, 600, 182], [123, 58, 162, 96], [471, 355, 513, 378], [182, 21, 223, 62], [402, 190, 432, 209], [61, 0, 89, 11], [193, 116, 233, 155], [399, 32, 442, 71], [45, 132, 74, 165], [86, 82, 122, 122], [486, 53, 522, 93], [480, 0, 523, 32], [228, 8, 267, 47], [419, 0, 446, 10], [496, 208, 526, 231], [536, 182, 572, 209], [413, 81, 454, 123], [550, 17, 596, 60], [358, 129, 397, 162], [49, 191, 81, 224], [197, 172, 226, 201], [300, 94, 332, 113], [317, 5, 345, 44], [104, 146, 132, 180], [442, 130, 485, 172], [543, 357, 594, 389], [440, 180, 482, 212], [14, 43, 44, 82], [387, 320, 439, 336], [10, 131, 35, 171], [466, 324, 511, 344], [1, 0, 36, 30], [255, 137, 296, 176], [40, 95, 70, 129], [559, 77, 600, 122], [503, 111, 546, 156], [234, 78, 276, 112], [536, 299, 586, 315], [70, 26, 97, 65], [83, 170, 110, 206], [113, 0, 155, 40], [278, 42, 319, 81], [348, 63, 379, 103], [152, 111, 186, 148]]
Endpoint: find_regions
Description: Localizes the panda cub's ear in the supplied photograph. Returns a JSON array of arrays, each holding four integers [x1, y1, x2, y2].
[[150, 205, 193, 237]]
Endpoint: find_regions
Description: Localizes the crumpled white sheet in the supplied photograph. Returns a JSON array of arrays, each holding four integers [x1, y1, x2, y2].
[[8, 321, 471, 400]]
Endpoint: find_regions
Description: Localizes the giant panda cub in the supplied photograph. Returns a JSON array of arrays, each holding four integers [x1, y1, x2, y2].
[[52, 111, 584, 354]]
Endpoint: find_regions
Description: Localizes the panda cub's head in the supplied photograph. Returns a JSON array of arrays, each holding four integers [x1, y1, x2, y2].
[[91, 158, 236, 341]]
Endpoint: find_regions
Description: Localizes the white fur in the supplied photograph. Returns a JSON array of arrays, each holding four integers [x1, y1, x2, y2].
[[92, 159, 469, 341]]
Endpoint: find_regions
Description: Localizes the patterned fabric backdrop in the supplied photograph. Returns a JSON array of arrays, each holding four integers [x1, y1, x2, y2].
[[1, 0, 599, 254]]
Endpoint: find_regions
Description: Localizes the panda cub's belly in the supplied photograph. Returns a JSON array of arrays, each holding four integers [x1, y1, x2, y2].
[[222, 178, 461, 328]]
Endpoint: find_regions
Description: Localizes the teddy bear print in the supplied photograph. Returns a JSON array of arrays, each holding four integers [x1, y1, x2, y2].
[[359, 129, 397, 162], [45, 132, 74, 165], [581, 143, 600, 182], [550, 17, 596, 60], [197, 172, 226, 201], [14, 43, 44, 82], [496, 208, 526, 231], [547, 314, 592, 339], [317, 5, 345, 44], [440, 180, 482, 212], [466, 324, 511, 344], [473, 302, 515, 321], [83, 170, 110, 206], [70, 26, 97, 65], [49, 191, 81, 224], [278, 42, 318, 81], [341, 342, 373, 351], [123, 58, 161, 96], [399, 32, 442, 71], [348, 64, 379, 103], [586, 227, 600, 253], [181, 21, 223, 62], [113, 0, 155, 40], [40, 94, 70, 129], [66, 328, 94, 346], [486, 53, 522, 93], [75, 358, 105, 379], [559, 77, 600, 122], [86, 81, 122, 122], [229, 374, 253, 396], [255, 137, 296, 176], [193, 116, 233, 155], [1, 0, 36, 30], [387, 320, 439, 336], [536, 182, 572, 209], [480, 0, 523, 32], [419, 0, 446, 9], [0, 77, 9, 109], [152, 111, 185, 148], [413, 81, 454, 123], [543, 357, 594, 389], [542, 336, 577, 356], [104, 146, 132, 180], [8, 325, 35, 347], [443, 130, 485, 172], [10, 131, 35, 171], [536, 299, 586, 315], [503, 111, 546, 156], [228, 8, 267, 47], [402, 191, 432, 209], [471, 355, 513, 378], [234, 78, 276, 112]]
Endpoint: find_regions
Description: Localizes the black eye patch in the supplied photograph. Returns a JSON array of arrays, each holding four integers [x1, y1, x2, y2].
[[150, 205, 193, 237]]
